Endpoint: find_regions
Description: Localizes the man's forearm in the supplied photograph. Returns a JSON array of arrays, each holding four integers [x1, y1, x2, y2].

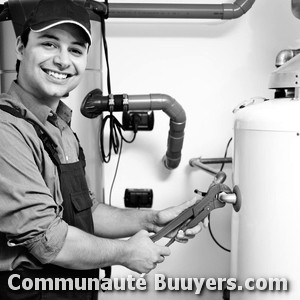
[[92, 203, 157, 238], [51, 224, 171, 274], [51, 225, 127, 270]]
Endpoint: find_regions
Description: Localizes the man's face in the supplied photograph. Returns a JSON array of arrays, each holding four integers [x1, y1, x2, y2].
[[16, 23, 89, 106]]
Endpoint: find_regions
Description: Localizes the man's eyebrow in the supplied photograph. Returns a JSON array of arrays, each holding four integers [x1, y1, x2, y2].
[[38, 34, 88, 48], [38, 33, 59, 41], [72, 41, 88, 48]]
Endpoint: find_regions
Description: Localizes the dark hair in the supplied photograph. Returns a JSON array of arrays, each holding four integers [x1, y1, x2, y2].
[[16, 28, 31, 74]]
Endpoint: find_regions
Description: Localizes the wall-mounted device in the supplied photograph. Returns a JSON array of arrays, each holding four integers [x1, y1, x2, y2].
[[124, 188, 153, 208], [122, 110, 154, 132]]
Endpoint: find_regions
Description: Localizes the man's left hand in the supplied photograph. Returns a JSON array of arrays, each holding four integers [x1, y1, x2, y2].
[[152, 196, 209, 243]]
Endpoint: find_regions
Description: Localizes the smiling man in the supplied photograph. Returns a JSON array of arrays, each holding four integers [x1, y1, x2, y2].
[[16, 24, 88, 109], [0, 0, 203, 299]]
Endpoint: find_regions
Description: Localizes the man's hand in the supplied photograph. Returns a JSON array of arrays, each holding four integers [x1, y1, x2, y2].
[[121, 230, 171, 274], [152, 196, 209, 243]]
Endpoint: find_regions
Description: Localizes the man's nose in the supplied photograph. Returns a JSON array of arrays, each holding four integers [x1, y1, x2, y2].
[[53, 49, 71, 69]]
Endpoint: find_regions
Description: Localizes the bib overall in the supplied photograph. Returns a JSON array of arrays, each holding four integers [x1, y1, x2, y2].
[[0, 105, 99, 300]]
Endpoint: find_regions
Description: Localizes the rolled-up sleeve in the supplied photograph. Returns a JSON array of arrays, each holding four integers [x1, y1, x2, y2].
[[0, 117, 68, 264], [14, 218, 68, 264]]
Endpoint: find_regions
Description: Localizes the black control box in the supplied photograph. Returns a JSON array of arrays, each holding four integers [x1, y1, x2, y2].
[[122, 111, 154, 131], [124, 188, 153, 208]]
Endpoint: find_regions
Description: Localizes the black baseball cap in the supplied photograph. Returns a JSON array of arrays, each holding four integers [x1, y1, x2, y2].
[[23, 0, 92, 45]]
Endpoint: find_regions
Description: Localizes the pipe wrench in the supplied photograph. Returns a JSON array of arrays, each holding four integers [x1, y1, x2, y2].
[[151, 183, 232, 246]]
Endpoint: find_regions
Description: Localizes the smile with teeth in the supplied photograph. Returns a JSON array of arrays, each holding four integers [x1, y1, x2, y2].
[[44, 69, 71, 80]]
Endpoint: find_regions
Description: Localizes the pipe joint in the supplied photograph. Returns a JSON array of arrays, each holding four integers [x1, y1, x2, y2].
[[222, 0, 255, 19], [150, 93, 186, 123]]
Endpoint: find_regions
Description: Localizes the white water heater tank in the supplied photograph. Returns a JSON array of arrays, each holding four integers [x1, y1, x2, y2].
[[230, 97, 300, 299]]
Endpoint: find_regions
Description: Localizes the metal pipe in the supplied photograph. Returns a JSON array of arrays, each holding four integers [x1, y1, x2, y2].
[[3, 0, 256, 36], [189, 157, 219, 176], [4, 0, 256, 25], [81, 90, 186, 170], [274, 49, 300, 68], [198, 157, 232, 165], [189, 157, 227, 183], [219, 192, 237, 204], [107, 0, 255, 20]]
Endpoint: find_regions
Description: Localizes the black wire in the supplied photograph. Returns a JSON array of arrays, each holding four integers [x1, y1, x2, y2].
[[99, 10, 138, 206], [220, 137, 232, 171], [100, 113, 136, 163], [101, 115, 136, 205], [208, 214, 230, 253], [100, 17, 111, 95], [208, 137, 233, 253], [108, 138, 123, 206], [104, 0, 109, 18]]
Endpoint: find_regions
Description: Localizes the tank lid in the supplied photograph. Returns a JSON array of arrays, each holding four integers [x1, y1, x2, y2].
[[234, 98, 300, 132]]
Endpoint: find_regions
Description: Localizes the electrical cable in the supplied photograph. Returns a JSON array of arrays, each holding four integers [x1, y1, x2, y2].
[[208, 137, 233, 253], [96, 0, 127, 280], [98, 5, 137, 207], [220, 137, 232, 171], [100, 113, 136, 163], [108, 138, 122, 206], [208, 214, 230, 253], [99, 2, 137, 162], [100, 17, 111, 95]]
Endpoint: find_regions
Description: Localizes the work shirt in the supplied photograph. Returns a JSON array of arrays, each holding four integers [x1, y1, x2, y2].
[[0, 81, 97, 271]]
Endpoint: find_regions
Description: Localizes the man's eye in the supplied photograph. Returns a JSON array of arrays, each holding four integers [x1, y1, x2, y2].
[[70, 48, 83, 56], [42, 42, 56, 49]]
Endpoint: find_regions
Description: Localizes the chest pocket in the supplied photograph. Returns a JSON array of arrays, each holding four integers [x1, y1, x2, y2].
[[56, 154, 94, 234]]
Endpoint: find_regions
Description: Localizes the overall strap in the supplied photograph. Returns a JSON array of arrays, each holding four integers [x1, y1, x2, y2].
[[0, 105, 61, 166], [0, 104, 23, 118], [73, 132, 86, 171]]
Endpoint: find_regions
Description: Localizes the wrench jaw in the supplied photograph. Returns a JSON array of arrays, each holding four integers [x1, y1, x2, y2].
[[183, 183, 230, 230]]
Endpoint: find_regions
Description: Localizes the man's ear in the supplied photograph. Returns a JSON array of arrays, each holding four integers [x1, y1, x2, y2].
[[15, 36, 25, 61]]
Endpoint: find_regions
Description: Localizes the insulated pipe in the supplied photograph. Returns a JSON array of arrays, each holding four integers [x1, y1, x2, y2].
[[107, 0, 255, 20], [81, 89, 186, 170]]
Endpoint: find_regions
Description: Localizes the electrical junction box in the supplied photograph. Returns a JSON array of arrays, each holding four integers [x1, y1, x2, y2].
[[124, 189, 153, 208], [122, 111, 154, 131]]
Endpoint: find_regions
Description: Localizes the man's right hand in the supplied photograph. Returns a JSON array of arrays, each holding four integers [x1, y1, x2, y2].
[[121, 230, 171, 274]]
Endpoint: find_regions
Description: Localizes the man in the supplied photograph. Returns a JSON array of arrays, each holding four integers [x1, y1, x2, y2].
[[0, 0, 204, 299]]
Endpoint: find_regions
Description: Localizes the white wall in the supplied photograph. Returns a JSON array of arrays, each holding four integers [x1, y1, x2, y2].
[[1, 0, 299, 299]]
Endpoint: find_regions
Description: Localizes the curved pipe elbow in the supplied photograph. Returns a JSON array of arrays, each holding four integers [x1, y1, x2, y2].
[[223, 0, 255, 19], [274, 49, 300, 68], [149, 93, 186, 123]]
